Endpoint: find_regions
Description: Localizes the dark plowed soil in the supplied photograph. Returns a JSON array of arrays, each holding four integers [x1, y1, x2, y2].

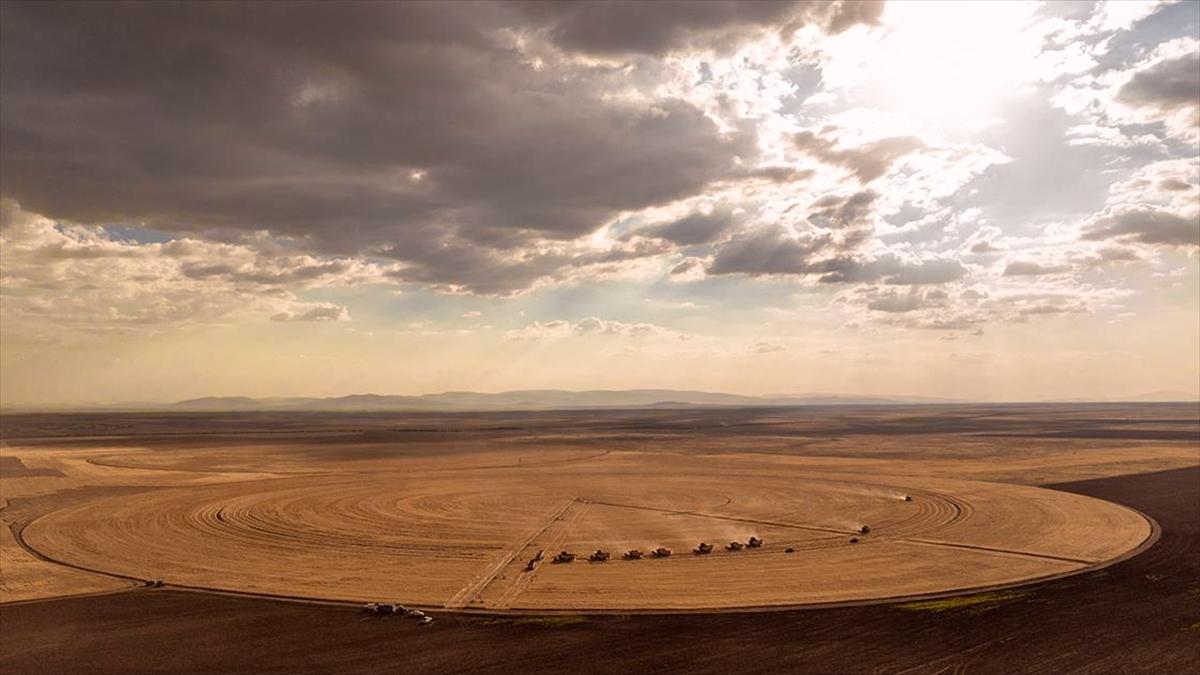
[[2, 466, 1196, 674], [5, 403, 1198, 446]]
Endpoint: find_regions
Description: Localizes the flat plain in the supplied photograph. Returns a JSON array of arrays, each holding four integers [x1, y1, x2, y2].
[[1, 403, 1198, 672]]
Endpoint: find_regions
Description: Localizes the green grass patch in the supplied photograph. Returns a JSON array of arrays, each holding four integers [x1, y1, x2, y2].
[[895, 591, 1029, 613]]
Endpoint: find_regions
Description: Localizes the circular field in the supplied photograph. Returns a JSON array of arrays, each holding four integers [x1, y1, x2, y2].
[[23, 451, 1152, 611]]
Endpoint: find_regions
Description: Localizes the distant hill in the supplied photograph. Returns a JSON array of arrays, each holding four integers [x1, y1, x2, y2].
[[169, 389, 963, 412], [171, 396, 264, 410], [6, 389, 1195, 413], [1125, 390, 1200, 402]]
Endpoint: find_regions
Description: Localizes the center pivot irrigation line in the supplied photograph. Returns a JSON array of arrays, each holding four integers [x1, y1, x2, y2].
[[899, 538, 1096, 565], [582, 498, 857, 536]]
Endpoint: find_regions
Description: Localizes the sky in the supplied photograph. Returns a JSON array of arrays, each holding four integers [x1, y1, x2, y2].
[[1, 0, 1198, 407]]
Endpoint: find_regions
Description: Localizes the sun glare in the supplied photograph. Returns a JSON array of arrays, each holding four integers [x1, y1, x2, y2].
[[864, 1, 1043, 132]]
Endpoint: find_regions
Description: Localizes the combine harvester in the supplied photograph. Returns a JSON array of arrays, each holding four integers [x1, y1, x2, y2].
[[725, 541, 744, 551], [552, 551, 576, 564], [623, 549, 644, 560], [693, 542, 714, 555], [650, 547, 672, 558], [363, 603, 431, 623], [363, 602, 401, 615], [589, 549, 611, 562], [747, 536, 763, 548], [525, 549, 545, 572]]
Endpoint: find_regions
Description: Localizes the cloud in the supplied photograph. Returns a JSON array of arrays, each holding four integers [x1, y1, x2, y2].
[[270, 304, 351, 323], [706, 209, 967, 287], [750, 341, 786, 353], [668, 256, 706, 278], [515, 1, 884, 57], [635, 207, 738, 246], [812, 255, 968, 285], [1095, 246, 1141, 262], [794, 131, 924, 183], [1, 0, 1195, 360], [0, 201, 379, 333], [970, 240, 1003, 254], [1057, 37, 1200, 144], [1104, 158, 1200, 214], [991, 293, 1089, 318], [873, 257, 967, 286], [862, 289, 1093, 332], [1082, 208, 1200, 247], [748, 166, 817, 183], [964, 225, 1005, 255], [807, 191, 878, 229], [865, 289, 931, 313], [0, 2, 756, 295], [706, 225, 833, 276], [1116, 50, 1200, 112], [504, 316, 675, 341], [1003, 260, 1073, 276]]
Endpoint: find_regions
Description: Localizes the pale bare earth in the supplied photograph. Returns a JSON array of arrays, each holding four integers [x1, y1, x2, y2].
[[2, 406, 1195, 610], [0, 445, 288, 602], [0, 504, 134, 602]]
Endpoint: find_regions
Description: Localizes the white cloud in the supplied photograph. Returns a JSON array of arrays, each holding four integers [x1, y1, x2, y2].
[[504, 317, 681, 341], [0, 201, 389, 338]]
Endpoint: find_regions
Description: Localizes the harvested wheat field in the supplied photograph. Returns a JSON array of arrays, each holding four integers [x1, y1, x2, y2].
[[4, 404, 1192, 613]]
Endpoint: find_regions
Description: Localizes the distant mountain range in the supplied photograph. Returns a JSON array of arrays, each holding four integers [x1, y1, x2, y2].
[[5, 389, 1195, 413], [169, 389, 962, 412]]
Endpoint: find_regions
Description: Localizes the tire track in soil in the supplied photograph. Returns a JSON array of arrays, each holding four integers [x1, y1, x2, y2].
[[445, 497, 577, 609], [491, 499, 593, 609]]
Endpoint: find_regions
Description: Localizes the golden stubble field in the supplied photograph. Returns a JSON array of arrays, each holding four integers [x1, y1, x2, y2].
[[2, 405, 1196, 610]]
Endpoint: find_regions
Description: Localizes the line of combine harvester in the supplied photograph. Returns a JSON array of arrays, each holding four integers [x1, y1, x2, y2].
[[531, 535, 769, 567], [527, 516, 886, 569], [362, 603, 433, 624]]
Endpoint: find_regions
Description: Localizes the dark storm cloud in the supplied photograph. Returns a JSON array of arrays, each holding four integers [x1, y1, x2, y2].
[[706, 223, 965, 286], [515, 0, 884, 56], [748, 165, 817, 183], [794, 131, 924, 183], [635, 208, 739, 246], [0, 1, 780, 293], [379, 235, 671, 295], [1082, 208, 1200, 247], [706, 186, 964, 286], [706, 225, 834, 275], [1117, 51, 1200, 111]]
